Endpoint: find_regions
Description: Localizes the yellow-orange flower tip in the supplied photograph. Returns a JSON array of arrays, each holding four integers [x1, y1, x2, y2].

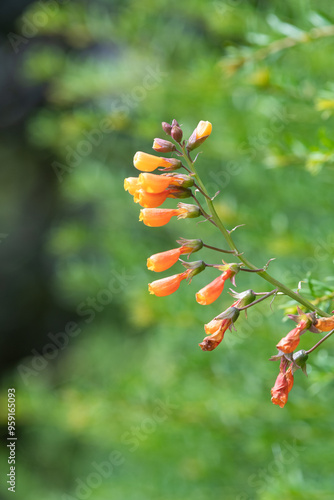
[[195, 121, 212, 140], [187, 120, 212, 151], [133, 152, 171, 172], [148, 271, 189, 297], [124, 177, 140, 195]]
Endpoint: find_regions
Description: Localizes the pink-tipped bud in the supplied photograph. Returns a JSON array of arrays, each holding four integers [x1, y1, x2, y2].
[[153, 138, 176, 153]]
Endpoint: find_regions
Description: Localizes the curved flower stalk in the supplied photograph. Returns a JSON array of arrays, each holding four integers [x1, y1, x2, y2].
[[124, 118, 333, 409]]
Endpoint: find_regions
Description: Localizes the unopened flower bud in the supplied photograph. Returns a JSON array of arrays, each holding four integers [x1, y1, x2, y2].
[[168, 187, 192, 199], [162, 122, 172, 135], [187, 120, 212, 151], [181, 259, 206, 281], [176, 203, 201, 219], [176, 238, 203, 254], [153, 138, 176, 153], [159, 158, 182, 172], [229, 289, 256, 308], [292, 350, 308, 376], [171, 125, 183, 143]]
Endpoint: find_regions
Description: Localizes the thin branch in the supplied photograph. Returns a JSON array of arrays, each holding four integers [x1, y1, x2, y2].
[[237, 290, 278, 311], [203, 243, 236, 254], [306, 329, 334, 355]]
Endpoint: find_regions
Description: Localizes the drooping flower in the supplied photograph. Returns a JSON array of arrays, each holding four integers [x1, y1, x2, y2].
[[147, 239, 203, 272], [200, 307, 239, 351], [148, 270, 190, 297], [133, 152, 176, 172], [139, 204, 201, 227], [271, 359, 294, 408], [276, 317, 311, 354], [195, 264, 239, 305], [187, 120, 212, 151]]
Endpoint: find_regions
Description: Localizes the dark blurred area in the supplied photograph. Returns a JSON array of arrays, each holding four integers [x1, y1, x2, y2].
[[0, 0, 62, 373]]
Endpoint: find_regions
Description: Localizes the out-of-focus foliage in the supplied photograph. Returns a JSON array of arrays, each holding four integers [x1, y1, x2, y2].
[[0, 0, 334, 499]]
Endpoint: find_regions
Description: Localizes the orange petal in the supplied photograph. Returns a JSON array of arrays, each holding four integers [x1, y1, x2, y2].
[[138, 173, 171, 193], [196, 274, 226, 305], [276, 327, 301, 354], [148, 272, 187, 297], [134, 189, 169, 208], [147, 247, 183, 272]]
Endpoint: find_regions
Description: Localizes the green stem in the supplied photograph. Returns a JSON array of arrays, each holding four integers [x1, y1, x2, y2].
[[181, 146, 330, 317]]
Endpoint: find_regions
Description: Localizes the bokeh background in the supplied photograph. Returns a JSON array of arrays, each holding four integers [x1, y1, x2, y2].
[[0, 0, 334, 499]]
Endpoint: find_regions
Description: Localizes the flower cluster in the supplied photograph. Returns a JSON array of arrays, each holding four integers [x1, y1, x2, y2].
[[124, 119, 252, 350], [125, 118, 334, 409]]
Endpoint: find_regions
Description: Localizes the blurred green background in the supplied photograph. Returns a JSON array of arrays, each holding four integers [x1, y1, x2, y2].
[[0, 0, 334, 499]]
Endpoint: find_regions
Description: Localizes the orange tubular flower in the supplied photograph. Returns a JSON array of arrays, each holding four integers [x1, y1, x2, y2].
[[133, 152, 173, 172], [200, 307, 240, 351], [196, 268, 234, 306], [147, 248, 183, 272], [124, 177, 140, 195], [148, 270, 190, 297], [200, 319, 231, 351], [139, 204, 200, 227], [276, 319, 309, 354], [139, 208, 180, 227]]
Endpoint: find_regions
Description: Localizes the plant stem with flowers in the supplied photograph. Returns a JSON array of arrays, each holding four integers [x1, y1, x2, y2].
[[124, 118, 334, 409]]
